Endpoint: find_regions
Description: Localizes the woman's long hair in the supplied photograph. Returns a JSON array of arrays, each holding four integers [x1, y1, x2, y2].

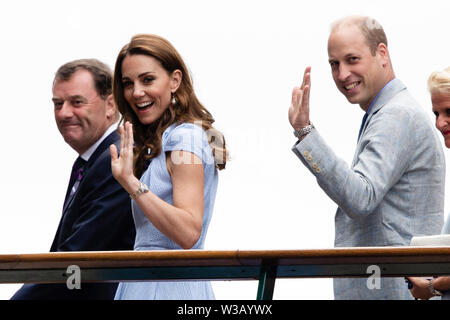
[[113, 34, 227, 177]]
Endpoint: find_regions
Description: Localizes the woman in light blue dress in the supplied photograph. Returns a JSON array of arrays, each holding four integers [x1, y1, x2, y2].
[[109, 34, 227, 300]]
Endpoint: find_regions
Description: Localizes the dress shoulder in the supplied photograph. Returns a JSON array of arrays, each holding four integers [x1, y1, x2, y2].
[[163, 123, 214, 166]]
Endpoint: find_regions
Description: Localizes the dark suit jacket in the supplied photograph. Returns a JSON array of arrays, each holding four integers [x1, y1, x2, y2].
[[11, 131, 136, 300]]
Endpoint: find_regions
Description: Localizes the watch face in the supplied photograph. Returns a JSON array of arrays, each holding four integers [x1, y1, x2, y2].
[[294, 125, 313, 139]]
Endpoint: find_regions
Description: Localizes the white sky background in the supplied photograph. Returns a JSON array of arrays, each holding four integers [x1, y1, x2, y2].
[[0, 0, 449, 300]]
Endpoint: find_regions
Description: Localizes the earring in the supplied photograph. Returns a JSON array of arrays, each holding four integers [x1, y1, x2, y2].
[[171, 93, 177, 105]]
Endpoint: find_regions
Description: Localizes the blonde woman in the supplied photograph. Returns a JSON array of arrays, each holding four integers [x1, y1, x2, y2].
[[408, 66, 450, 300]]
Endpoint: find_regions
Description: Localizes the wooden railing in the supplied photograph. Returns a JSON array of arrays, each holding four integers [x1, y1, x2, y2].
[[1, 247, 450, 299]]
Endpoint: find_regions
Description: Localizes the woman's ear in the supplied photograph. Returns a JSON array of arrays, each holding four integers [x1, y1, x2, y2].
[[170, 69, 182, 93]]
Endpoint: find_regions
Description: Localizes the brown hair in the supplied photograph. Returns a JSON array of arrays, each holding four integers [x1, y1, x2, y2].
[[113, 34, 227, 177]]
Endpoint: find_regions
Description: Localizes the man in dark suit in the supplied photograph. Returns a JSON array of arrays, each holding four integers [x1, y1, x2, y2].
[[11, 59, 135, 300]]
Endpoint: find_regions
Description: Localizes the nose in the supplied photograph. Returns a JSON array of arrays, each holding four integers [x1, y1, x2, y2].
[[436, 115, 449, 131], [337, 64, 351, 82], [57, 101, 74, 119], [133, 83, 145, 99]]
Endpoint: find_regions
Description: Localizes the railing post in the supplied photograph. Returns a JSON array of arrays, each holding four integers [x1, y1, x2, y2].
[[256, 264, 277, 300]]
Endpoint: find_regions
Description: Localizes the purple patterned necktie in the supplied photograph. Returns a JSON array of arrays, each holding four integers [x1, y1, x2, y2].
[[70, 166, 85, 195], [63, 157, 86, 210]]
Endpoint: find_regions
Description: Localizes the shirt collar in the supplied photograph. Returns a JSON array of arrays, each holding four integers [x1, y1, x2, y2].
[[366, 78, 396, 114], [80, 122, 118, 161]]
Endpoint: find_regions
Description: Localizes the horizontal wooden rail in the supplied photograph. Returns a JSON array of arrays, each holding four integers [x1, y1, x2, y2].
[[1, 247, 450, 299]]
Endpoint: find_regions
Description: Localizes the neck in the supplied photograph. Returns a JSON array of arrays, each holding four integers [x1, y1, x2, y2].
[[360, 71, 396, 112], [74, 121, 116, 157]]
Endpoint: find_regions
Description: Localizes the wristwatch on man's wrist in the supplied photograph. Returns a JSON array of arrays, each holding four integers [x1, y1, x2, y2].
[[130, 182, 149, 199], [293, 123, 314, 139], [428, 278, 442, 297]]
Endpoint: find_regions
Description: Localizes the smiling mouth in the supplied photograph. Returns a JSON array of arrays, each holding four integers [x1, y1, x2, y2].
[[136, 101, 154, 111], [344, 81, 361, 91], [61, 123, 80, 128]]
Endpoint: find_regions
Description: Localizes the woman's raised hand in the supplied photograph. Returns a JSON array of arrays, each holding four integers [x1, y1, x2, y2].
[[110, 121, 136, 189]]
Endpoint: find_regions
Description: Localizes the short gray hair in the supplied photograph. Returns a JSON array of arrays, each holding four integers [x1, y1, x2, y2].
[[54, 58, 112, 99]]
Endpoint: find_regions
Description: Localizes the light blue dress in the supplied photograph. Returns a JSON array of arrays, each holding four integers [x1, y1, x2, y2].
[[115, 123, 218, 300]]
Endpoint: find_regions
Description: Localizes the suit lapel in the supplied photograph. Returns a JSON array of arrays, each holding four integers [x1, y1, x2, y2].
[[61, 131, 120, 214], [51, 131, 120, 251], [83, 130, 120, 172], [355, 80, 406, 145], [351, 79, 407, 167]]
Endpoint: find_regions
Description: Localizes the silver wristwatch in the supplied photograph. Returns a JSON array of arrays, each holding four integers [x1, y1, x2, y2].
[[130, 182, 149, 199], [294, 123, 314, 139]]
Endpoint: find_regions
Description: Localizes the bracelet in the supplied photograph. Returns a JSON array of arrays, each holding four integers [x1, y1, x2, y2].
[[428, 278, 443, 297], [129, 182, 149, 199], [293, 123, 314, 139]]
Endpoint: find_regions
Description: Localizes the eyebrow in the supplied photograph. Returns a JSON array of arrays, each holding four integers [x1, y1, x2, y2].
[[328, 53, 360, 63], [122, 71, 156, 80], [70, 95, 86, 100], [52, 95, 87, 102]]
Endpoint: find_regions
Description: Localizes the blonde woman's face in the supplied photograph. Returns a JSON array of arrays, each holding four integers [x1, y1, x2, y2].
[[121, 54, 181, 125], [432, 91, 450, 148]]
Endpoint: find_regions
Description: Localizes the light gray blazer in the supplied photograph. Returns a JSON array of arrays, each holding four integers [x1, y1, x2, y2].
[[292, 79, 445, 299]]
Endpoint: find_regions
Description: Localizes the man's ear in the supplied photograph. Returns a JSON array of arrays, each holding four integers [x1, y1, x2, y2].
[[377, 43, 390, 67], [170, 69, 182, 93], [105, 94, 117, 120]]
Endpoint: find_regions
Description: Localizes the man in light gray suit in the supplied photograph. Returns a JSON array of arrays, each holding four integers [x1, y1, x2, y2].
[[288, 16, 445, 299]]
